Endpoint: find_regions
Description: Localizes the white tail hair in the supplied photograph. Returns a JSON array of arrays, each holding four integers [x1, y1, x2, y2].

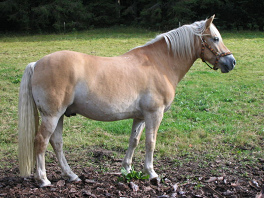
[[18, 62, 39, 177]]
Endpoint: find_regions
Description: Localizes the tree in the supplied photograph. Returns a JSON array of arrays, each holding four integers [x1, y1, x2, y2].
[[0, 0, 263, 32], [87, 0, 120, 28], [0, 0, 92, 32]]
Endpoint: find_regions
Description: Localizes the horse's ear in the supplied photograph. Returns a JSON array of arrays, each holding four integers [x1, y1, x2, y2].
[[205, 15, 215, 29]]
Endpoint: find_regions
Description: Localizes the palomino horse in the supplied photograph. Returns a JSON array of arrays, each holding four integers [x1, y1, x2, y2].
[[18, 15, 236, 187]]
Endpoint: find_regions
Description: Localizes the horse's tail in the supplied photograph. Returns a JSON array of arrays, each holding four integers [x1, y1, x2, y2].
[[18, 62, 39, 177]]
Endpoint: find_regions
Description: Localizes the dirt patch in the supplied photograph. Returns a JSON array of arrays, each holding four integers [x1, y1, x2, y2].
[[0, 148, 263, 197]]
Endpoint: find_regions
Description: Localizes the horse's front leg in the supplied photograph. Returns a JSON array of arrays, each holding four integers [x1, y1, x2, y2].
[[122, 118, 145, 172], [144, 110, 163, 180]]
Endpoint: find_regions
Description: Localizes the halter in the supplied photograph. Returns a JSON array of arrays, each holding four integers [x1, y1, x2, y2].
[[200, 38, 232, 70]]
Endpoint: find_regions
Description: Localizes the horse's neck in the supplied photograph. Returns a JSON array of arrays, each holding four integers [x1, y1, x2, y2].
[[140, 38, 200, 88]]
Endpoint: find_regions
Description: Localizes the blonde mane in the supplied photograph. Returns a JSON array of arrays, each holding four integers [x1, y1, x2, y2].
[[141, 20, 208, 58]]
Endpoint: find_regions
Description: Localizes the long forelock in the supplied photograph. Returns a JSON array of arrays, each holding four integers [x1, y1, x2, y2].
[[142, 20, 208, 58]]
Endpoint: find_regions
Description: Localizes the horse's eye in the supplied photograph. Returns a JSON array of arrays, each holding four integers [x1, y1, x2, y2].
[[213, 37, 219, 42]]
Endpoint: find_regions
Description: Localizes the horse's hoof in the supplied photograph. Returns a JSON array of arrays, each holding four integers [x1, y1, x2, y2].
[[150, 177, 160, 186], [69, 175, 81, 182], [39, 180, 52, 188], [72, 177, 82, 182]]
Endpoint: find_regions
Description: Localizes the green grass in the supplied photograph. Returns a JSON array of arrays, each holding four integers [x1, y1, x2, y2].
[[0, 28, 263, 168]]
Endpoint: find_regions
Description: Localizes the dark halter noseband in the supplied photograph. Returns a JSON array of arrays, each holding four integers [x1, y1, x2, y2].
[[200, 38, 232, 70]]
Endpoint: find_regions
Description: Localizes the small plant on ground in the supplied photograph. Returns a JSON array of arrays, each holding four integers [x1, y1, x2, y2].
[[118, 167, 150, 183]]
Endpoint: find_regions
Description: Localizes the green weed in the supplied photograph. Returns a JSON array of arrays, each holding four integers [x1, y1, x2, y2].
[[118, 167, 149, 183]]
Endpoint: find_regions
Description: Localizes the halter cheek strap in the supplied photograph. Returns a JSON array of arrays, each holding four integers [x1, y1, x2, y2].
[[200, 38, 232, 70]]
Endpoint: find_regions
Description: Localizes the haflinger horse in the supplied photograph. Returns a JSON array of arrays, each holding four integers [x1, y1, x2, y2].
[[18, 15, 236, 187]]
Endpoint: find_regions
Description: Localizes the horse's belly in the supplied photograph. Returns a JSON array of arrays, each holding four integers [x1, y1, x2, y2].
[[66, 97, 142, 121], [64, 80, 144, 121]]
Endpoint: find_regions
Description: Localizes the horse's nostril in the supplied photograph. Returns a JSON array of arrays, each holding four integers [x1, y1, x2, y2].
[[233, 59, 236, 66]]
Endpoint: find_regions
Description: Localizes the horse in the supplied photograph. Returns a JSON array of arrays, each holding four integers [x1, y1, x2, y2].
[[18, 15, 236, 187]]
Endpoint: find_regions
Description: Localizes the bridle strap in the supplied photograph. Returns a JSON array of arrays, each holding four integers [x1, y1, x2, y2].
[[200, 38, 232, 70]]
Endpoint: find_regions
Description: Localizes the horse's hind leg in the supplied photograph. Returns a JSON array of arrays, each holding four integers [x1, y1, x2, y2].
[[49, 116, 80, 182], [122, 118, 145, 172], [34, 115, 60, 187]]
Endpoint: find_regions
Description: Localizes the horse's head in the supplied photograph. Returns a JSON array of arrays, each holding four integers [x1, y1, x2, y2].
[[200, 15, 236, 73]]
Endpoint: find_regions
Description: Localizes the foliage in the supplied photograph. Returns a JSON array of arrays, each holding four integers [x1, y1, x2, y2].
[[1, 0, 264, 33], [0, 0, 92, 33], [119, 167, 150, 183]]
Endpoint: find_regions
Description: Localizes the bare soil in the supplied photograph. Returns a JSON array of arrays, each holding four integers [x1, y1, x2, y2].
[[0, 148, 263, 198]]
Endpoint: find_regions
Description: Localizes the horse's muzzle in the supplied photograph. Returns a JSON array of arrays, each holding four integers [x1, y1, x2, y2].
[[219, 54, 236, 73]]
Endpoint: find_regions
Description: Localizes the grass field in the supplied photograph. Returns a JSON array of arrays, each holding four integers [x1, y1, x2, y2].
[[0, 28, 263, 171]]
